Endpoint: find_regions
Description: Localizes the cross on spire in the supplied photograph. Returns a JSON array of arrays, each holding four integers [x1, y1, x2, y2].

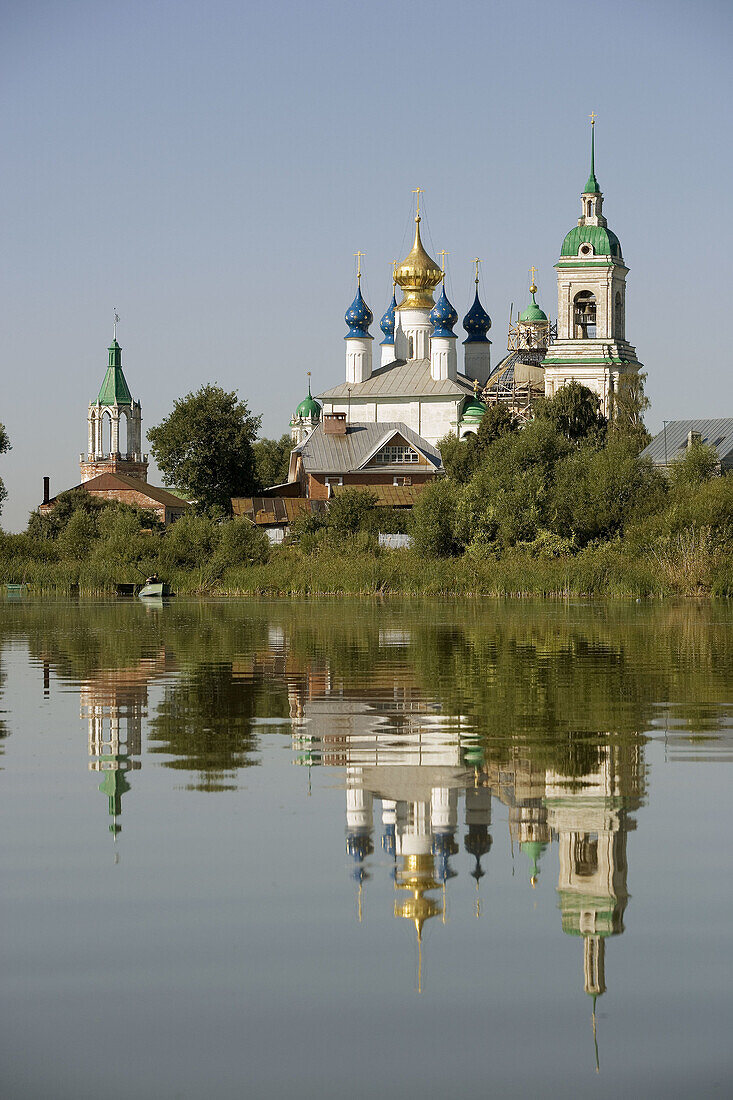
[[590, 111, 597, 126], [392, 259, 397, 285], [474, 258, 481, 285], [412, 187, 424, 218], [113, 309, 120, 340], [438, 250, 449, 279], [529, 265, 538, 294], [354, 250, 365, 284]]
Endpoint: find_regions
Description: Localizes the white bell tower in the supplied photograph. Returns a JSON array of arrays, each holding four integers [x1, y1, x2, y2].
[[543, 118, 643, 417]]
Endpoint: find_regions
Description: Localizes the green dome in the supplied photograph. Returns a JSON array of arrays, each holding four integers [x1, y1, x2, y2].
[[461, 397, 486, 422], [295, 378, 321, 420], [519, 293, 547, 323], [295, 393, 321, 419], [561, 224, 622, 260]]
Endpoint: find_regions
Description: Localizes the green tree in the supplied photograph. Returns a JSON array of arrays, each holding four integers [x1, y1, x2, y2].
[[609, 371, 651, 450], [0, 422, 10, 516], [409, 479, 459, 557], [670, 440, 720, 487], [437, 431, 480, 483], [147, 385, 261, 512], [550, 438, 665, 545], [535, 381, 607, 443], [326, 489, 378, 535], [253, 434, 292, 491], [476, 404, 519, 451]]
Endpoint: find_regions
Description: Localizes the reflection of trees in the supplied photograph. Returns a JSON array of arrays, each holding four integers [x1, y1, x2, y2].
[[148, 662, 289, 791]]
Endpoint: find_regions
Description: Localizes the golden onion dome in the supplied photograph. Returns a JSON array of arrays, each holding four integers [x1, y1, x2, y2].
[[395, 216, 443, 310]]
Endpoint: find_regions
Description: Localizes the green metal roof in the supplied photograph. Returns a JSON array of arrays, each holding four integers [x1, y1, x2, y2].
[[460, 397, 487, 422], [560, 225, 622, 259], [295, 381, 322, 419], [519, 292, 548, 323], [96, 340, 133, 406]]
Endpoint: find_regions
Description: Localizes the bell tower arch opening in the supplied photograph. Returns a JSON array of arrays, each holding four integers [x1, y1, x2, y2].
[[573, 291, 596, 339]]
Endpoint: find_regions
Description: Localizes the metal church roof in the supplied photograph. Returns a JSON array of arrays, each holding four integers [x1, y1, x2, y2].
[[318, 358, 475, 400], [641, 419, 733, 469]]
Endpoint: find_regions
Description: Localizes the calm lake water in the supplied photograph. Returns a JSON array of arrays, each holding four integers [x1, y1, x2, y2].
[[0, 597, 731, 1099]]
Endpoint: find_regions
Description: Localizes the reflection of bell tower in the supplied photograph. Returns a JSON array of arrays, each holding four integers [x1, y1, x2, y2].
[[82, 675, 145, 837], [464, 785, 492, 913], [545, 741, 643, 1070]]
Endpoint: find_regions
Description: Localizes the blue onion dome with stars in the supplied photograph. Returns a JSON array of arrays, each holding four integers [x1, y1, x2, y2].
[[379, 291, 397, 345], [344, 283, 373, 338], [429, 285, 459, 338], [463, 289, 491, 344]]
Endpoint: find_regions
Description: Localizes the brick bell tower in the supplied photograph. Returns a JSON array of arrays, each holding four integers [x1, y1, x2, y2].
[[80, 318, 148, 482]]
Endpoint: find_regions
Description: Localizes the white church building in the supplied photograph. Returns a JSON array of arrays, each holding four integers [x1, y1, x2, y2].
[[289, 122, 642, 446]]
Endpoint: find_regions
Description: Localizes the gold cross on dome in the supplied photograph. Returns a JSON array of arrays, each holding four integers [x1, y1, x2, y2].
[[354, 250, 365, 283], [438, 250, 449, 277], [392, 259, 397, 284], [474, 257, 481, 284], [530, 265, 537, 284], [412, 187, 424, 216], [590, 111, 597, 126]]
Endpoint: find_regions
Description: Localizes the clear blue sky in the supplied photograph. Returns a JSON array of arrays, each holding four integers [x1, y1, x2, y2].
[[2, 0, 731, 530]]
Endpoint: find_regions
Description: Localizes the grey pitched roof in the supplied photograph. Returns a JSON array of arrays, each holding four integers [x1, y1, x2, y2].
[[293, 421, 442, 473], [641, 419, 733, 469], [318, 358, 475, 400]]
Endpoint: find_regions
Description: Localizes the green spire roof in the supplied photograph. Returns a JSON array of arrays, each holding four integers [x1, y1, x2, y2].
[[584, 121, 600, 194], [519, 292, 548, 323], [96, 340, 133, 406], [295, 377, 321, 419]]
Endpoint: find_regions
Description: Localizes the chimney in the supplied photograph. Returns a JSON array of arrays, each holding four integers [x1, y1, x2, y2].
[[324, 412, 348, 436], [687, 430, 702, 450], [42, 476, 50, 505]]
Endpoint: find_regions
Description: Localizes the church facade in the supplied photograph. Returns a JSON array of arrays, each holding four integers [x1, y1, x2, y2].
[[288, 122, 642, 446]]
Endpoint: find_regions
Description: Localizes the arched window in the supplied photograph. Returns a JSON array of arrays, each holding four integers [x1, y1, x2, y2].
[[407, 335, 414, 359], [119, 408, 129, 456], [101, 410, 112, 456], [587, 200, 594, 216], [573, 291, 596, 339]]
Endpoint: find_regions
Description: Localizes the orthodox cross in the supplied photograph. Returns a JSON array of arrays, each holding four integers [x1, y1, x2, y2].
[[354, 251, 365, 285], [529, 265, 538, 293], [412, 187, 424, 217], [474, 258, 481, 285], [392, 260, 397, 285], [113, 309, 120, 340], [438, 250, 449, 278], [589, 111, 597, 126]]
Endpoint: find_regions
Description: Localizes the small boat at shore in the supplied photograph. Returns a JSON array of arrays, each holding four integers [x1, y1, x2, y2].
[[138, 581, 174, 599]]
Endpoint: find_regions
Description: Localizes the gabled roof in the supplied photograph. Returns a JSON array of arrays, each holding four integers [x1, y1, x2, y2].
[[45, 473, 190, 509], [641, 419, 733, 469], [318, 358, 475, 400], [292, 421, 442, 474]]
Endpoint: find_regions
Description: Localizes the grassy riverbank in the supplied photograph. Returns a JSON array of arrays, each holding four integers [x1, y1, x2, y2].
[[1, 536, 730, 598]]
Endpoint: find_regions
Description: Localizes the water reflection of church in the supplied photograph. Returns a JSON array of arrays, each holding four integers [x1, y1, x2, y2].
[[80, 651, 176, 838], [289, 661, 645, 1033]]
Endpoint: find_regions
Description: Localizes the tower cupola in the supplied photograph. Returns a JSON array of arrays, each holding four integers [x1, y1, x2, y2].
[[290, 373, 321, 444], [344, 284, 373, 337], [429, 280, 458, 381], [81, 314, 147, 483], [394, 196, 443, 311], [344, 257, 374, 384], [429, 285, 459, 337], [379, 281, 398, 367], [462, 260, 492, 386]]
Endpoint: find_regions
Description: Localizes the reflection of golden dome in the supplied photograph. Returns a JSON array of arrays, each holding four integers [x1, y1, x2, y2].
[[394, 853, 442, 937], [395, 217, 443, 311]]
